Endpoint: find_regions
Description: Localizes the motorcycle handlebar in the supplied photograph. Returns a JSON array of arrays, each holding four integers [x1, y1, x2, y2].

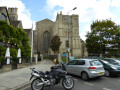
[[30, 68, 39, 73]]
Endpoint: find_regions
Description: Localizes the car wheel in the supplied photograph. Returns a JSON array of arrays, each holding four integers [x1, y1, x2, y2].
[[81, 72, 89, 81], [104, 70, 110, 77]]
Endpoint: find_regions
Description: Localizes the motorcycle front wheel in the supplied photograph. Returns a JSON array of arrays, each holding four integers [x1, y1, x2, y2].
[[31, 78, 44, 90], [62, 77, 74, 90]]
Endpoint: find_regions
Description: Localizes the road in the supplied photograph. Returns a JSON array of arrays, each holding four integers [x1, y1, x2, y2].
[[21, 75, 120, 90]]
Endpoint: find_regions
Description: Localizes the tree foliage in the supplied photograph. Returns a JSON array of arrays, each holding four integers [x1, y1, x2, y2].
[[0, 21, 31, 62], [86, 19, 120, 57], [50, 35, 62, 53]]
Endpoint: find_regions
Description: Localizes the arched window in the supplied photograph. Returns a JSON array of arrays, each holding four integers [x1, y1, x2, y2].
[[43, 31, 50, 52]]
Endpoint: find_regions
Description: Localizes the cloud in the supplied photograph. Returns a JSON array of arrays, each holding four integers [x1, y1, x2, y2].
[[0, 0, 33, 29], [45, 0, 120, 41], [111, 0, 120, 7], [79, 24, 91, 41]]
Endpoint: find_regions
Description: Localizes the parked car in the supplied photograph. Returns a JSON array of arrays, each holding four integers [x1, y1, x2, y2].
[[101, 58, 120, 65], [65, 59, 105, 81], [99, 59, 120, 76], [114, 59, 120, 64]]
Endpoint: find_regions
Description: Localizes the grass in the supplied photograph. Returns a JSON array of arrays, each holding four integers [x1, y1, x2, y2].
[[43, 57, 49, 60]]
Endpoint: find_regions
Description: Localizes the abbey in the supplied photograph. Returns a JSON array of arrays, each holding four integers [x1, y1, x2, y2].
[[33, 11, 88, 58]]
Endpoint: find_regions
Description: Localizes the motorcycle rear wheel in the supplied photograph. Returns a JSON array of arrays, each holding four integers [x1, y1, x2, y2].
[[62, 77, 74, 90], [31, 78, 44, 90]]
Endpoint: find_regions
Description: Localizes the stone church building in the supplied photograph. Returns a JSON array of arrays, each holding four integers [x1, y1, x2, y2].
[[33, 11, 88, 58]]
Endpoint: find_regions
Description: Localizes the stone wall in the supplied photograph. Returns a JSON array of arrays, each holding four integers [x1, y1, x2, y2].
[[0, 65, 12, 73], [0, 62, 36, 74]]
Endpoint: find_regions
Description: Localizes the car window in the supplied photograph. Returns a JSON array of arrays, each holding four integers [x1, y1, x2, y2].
[[104, 59, 119, 65], [112, 61, 119, 65], [77, 60, 85, 65], [67, 60, 78, 65], [89, 60, 102, 66]]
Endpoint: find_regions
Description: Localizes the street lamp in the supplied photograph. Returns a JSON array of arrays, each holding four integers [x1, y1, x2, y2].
[[31, 23, 33, 65], [67, 7, 77, 62]]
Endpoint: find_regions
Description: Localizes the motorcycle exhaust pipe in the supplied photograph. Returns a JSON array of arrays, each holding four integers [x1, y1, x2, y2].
[[41, 78, 50, 85]]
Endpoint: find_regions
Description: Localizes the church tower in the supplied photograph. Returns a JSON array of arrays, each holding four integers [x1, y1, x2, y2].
[[52, 11, 88, 58], [8, 8, 18, 21]]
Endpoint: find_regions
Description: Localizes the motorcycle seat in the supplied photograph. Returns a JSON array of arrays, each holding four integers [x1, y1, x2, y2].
[[51, 66, 59, 70]]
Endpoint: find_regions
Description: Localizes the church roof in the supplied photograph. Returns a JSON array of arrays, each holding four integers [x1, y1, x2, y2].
[[37, 19, 54, 23]]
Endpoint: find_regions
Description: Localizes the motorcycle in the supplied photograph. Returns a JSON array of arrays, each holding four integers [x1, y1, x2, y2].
[[29, 65, 74, 90]]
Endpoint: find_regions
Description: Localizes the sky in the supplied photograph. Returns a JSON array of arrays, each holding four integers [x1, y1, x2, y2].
[[0, 0, 120, 41]]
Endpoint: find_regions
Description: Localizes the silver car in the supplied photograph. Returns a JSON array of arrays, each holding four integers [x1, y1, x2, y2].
[[66, 59, 105, 80]]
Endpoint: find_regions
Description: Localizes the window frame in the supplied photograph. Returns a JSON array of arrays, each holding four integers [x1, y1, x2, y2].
[[1, 13, 6, 20], [67, 60, 78, 65], [77, 60, 85, 65]]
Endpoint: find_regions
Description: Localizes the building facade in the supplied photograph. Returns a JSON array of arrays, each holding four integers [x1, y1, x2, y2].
[[0, 7, 32, 47], [0, 7, 23, 28], [34, 11, 88, 58]]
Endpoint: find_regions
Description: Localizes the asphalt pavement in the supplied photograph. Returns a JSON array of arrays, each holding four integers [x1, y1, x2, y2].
[[23, 75, 120, 90], [0, 60, 54, 90]]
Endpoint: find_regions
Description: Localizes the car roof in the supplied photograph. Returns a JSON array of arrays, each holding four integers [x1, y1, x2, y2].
[[84, 57, 104, 59], [74, 59, 99, 61], [103, 58, 116, 60]]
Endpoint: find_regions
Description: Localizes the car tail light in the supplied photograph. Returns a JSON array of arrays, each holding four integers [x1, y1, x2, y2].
[[89, 67, 96, 69]]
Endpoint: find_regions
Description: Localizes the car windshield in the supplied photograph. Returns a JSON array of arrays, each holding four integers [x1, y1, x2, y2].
[[101, 60, 110, 64], [101, 60, 115, 65], [89, 60, 102, 66], [109, 59, 119, 65]]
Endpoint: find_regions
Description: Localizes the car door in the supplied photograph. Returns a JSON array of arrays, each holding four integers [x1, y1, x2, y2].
[[66, 60, 78, 75], [75, 60, 86, 76]]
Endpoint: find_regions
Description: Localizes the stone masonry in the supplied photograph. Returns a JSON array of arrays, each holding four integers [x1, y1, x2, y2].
[[34, 11, 88, 58]]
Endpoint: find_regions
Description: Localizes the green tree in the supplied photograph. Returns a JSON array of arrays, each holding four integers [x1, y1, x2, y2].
[[50, 35, 62, 53], [86, 19, 120, 57]]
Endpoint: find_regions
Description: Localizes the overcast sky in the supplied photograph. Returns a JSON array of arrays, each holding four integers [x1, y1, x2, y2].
[[0, 0, 120, 41]]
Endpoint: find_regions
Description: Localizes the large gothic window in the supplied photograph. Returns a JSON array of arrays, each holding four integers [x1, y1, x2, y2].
[[43, 31, 50, 52]]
